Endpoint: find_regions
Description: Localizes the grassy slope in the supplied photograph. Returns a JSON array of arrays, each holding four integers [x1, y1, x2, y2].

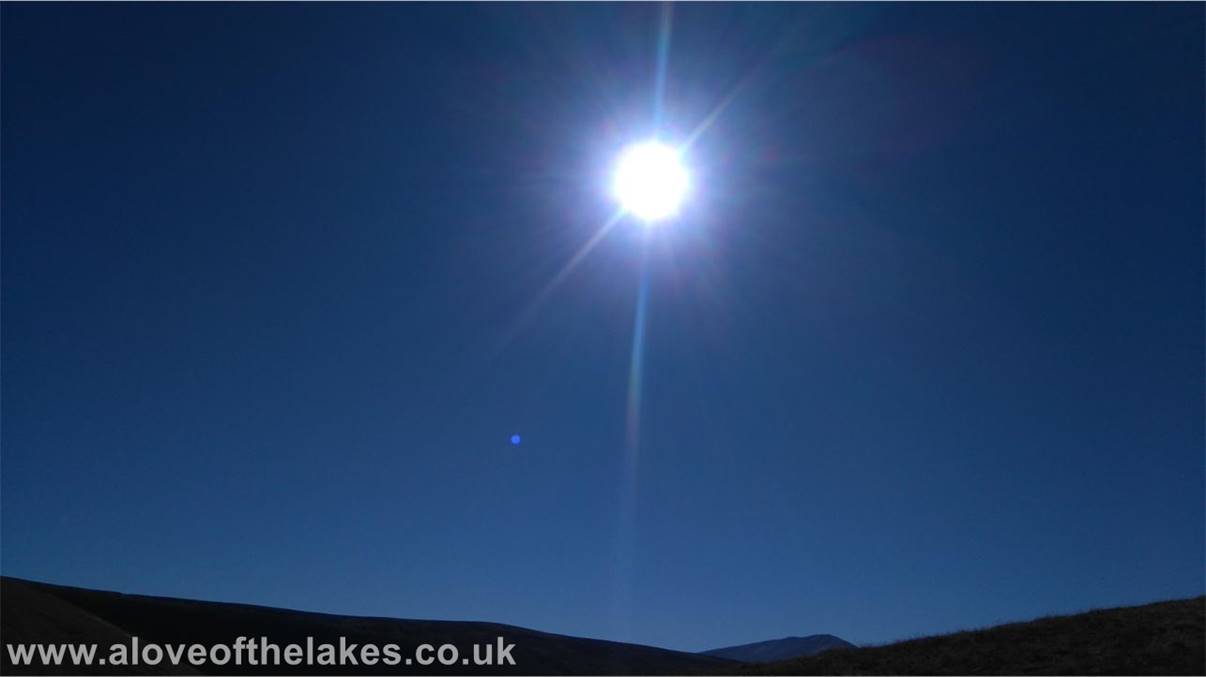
[[741, 596, 1205, 676]]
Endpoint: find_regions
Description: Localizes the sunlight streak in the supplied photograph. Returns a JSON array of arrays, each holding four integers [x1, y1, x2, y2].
[[653, 2, 674, 131], [496, 208, 625, 352], [612, 244, 652, 642], [680, 73, 746, 153], [612, 1, 672, 641], [625, 256, 651, 458]]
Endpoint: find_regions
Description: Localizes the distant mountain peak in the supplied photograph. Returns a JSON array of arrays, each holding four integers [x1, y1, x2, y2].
[[702, 634, 855, 663]]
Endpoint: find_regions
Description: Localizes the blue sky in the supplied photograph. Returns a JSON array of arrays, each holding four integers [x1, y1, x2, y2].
[[2, 3, 1202, 652]]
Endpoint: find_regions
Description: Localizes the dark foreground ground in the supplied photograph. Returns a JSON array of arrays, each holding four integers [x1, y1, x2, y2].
[[2, 576, 1202, 675], [0, 577, 727, 675], [741, 596, 1205, 676]]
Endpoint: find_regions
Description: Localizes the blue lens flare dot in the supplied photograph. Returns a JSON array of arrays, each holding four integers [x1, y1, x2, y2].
[[510, 434, 521, 446]]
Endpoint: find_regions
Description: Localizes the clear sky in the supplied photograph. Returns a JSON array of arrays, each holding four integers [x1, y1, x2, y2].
[[2, 2, 1202, 652]]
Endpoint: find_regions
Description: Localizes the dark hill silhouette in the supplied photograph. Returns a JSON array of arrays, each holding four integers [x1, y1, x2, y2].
[[740, 596, 1205, 676], [3, 577, 1202, 675], [0, 578, 198, 676], [702, 634, 854, 662], [0, 577, 730, 675]]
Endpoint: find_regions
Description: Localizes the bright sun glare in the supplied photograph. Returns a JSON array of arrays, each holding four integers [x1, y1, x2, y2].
[[613, 141, 689, 224]]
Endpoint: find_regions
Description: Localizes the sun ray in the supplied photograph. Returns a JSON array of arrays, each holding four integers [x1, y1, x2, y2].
[[653, 2, 674, 131], [494, 207, 626, 354], [612, 243, 652, 642], [611, 1, 676, 641]]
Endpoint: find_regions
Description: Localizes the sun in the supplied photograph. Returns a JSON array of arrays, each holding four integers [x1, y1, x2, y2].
[[612, 141, 689, 224]]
